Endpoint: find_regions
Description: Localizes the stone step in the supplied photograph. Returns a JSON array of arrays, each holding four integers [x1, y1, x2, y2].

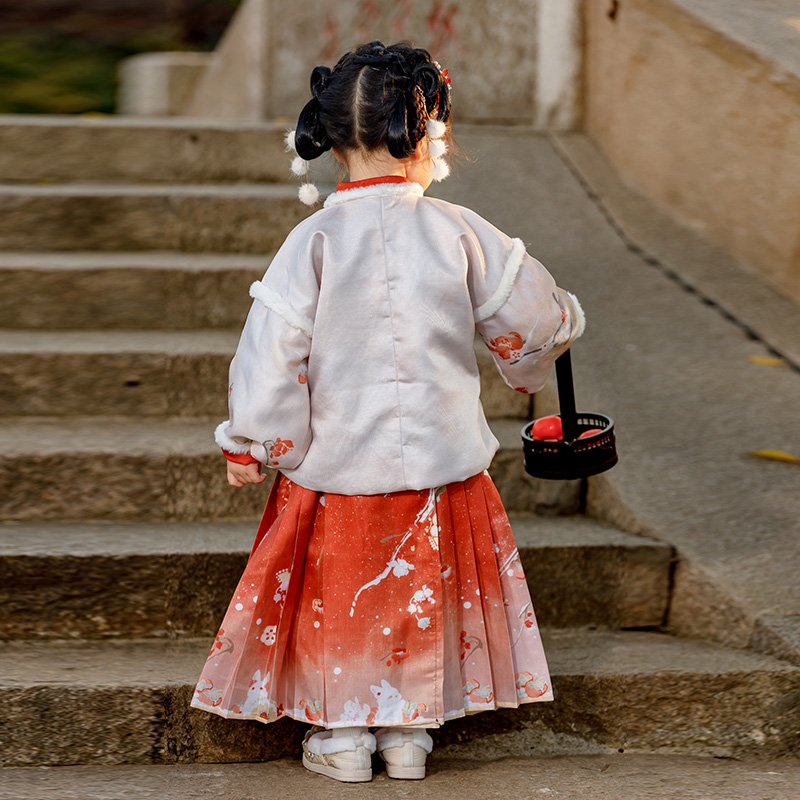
[[0, 418, 580, 522], [0, 516, 671, 640], [0, 184, 312, 253], [1, 630, 796, 766], [0, 116, 297, 184], [0, 331, 531, 420], [4, 753, 800, 800], [0, 252, 266, 330]]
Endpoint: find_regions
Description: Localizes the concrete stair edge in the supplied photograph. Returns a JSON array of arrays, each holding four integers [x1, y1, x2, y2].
[[3, 753, 800, 799], [0, 332, 531, 419], [0, 515, 673, 638], [0, 417, 581, 521], [1, 630, 797, 766]]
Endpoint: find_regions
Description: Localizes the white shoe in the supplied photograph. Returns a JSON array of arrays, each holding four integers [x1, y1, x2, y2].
[[374, 727, 433, 779], [301, 725, 376, 783]]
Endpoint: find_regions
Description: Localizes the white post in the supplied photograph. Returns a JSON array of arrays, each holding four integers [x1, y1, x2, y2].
[[536, 0, 583, 130]]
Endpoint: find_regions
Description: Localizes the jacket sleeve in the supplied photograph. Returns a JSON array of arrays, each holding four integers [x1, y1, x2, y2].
[[214, 223, 321, 469], [463, 215, 585, 395]]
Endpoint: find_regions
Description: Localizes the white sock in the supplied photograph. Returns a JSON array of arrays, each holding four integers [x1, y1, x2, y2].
[[332, 726, 367, 738]]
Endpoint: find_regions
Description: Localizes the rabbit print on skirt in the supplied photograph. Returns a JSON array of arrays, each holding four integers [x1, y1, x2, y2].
[[190, 471, 553, 728]]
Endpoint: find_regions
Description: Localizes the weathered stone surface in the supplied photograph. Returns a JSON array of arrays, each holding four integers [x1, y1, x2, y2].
[[750, 615, 800, 668], [181, 0, 551, 124], [584, 0, 800, 303], [0, 333, 531, 419], [1, 631, 797, 766], [436, 128, 800, 655], [0, 418, 575, 521], [5, 753, 800, 800], [0, 686, 163, 767], [0, 253, 265, 330], [0, 439, 275, 523], [0, 116, 294, 184], [0, 184, 310, 253], [551, 132, 800, 369], [514, 515, 673, 628], [117, 53, 211, 117], [0, 516, 671, 639]]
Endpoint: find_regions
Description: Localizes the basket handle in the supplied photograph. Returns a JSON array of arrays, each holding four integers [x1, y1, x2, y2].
[[555, 349, 579, 442]]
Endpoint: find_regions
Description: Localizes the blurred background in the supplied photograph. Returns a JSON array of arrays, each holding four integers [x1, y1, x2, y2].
[[1, 0, 799, 794], [0, 0, 240, 114]]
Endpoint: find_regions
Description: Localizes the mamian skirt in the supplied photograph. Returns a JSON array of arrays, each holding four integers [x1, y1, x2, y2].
[[190, 470, 553, 728]]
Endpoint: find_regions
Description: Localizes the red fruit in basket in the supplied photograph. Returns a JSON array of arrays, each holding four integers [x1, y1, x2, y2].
[[531, 415, 563, 441], [579, 428, 603, 439]]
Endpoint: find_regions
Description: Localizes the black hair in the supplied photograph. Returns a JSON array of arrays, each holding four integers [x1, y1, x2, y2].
[[294, 40, 451, 162]]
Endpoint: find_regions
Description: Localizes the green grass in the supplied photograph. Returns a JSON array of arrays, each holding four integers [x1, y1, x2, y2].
[[0, 30, 189, 115]]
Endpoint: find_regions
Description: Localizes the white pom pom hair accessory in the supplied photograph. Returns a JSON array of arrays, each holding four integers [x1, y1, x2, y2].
[[285, 128, 321, 206], [426, 119, 447, 139], [298, 183, 320, 205], [291, 156, 307, 177], [426, 118, 450, 183]]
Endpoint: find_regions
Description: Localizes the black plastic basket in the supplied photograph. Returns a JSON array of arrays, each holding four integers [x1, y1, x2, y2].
[[521, 349, 618, 480]]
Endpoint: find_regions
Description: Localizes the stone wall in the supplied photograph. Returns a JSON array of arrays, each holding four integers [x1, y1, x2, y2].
[[584, 0, 800, 304], [126, 0, 583, 127]]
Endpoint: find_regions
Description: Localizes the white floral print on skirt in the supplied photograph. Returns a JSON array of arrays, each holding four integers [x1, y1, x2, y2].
[[190, 470, 553, 728]]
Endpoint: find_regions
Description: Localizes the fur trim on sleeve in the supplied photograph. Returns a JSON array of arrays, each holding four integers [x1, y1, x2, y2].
[[214, 420, 252, 455], [249, 281, 314, 337], [473, 238, 526, 323], [561, 289, 586, 339]]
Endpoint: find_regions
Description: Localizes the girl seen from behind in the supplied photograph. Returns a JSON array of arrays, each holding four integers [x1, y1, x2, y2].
[[190, 39, 585, 783]]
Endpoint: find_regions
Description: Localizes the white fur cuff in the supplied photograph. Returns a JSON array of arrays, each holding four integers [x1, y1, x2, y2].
[[473, 238, 526, 323], [562, 289, 586, 339], [249, 281, 314, 337], [374, 728, 434, 753], [306, 730, 377, 755], [214, 420, 252, 455]]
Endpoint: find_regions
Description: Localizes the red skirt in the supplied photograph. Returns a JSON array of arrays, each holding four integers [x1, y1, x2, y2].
[[190, 471, 553, 728]]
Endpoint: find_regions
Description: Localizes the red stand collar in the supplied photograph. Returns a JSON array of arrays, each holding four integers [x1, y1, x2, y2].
[[335, 175, 412, 192]]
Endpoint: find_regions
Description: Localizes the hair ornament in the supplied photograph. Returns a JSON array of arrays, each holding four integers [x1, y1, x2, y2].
[[286, 128, 321, 205], [429, 137, 447, 159], [426, 119, 447, 139], [433, 61, 451, 85], [290, 155, 307, 177], [429, 157, 450, 181], [426, 117, 449, 183], [298, 183, 320, 205]]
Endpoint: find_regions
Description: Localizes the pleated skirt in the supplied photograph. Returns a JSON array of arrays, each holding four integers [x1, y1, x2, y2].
[[189, 470, 553, 729]]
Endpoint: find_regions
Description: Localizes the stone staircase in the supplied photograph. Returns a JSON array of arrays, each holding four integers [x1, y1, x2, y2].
[[1, 115, 798, 770]]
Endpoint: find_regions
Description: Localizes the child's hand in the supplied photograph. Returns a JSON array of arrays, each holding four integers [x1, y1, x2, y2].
[[227, 460, 267, 487]]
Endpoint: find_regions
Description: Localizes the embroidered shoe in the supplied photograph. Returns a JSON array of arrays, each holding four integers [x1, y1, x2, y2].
[[374, 726, 434, 779], [301, 725, 376, 783]]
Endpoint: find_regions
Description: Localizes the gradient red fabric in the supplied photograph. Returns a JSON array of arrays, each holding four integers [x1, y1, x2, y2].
[[190, 471, 553, 728]]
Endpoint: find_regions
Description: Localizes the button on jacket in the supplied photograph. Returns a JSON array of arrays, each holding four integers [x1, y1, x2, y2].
[[215, 179, 585, 495]]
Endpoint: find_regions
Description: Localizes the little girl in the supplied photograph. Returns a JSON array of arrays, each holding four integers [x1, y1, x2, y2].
[[190, 40, 585, 783]]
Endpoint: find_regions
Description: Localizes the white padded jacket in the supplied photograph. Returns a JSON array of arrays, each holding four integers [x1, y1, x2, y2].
[[214, 178, 585, 495]]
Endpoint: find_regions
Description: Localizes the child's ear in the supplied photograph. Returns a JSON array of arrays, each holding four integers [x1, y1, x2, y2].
[[412, 140, 424, 161], [332, 147, 345, 165]]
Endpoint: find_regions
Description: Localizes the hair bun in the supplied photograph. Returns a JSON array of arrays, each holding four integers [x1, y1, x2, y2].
[[310, 66, 332, 99], [412, 63, 440, 101]]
